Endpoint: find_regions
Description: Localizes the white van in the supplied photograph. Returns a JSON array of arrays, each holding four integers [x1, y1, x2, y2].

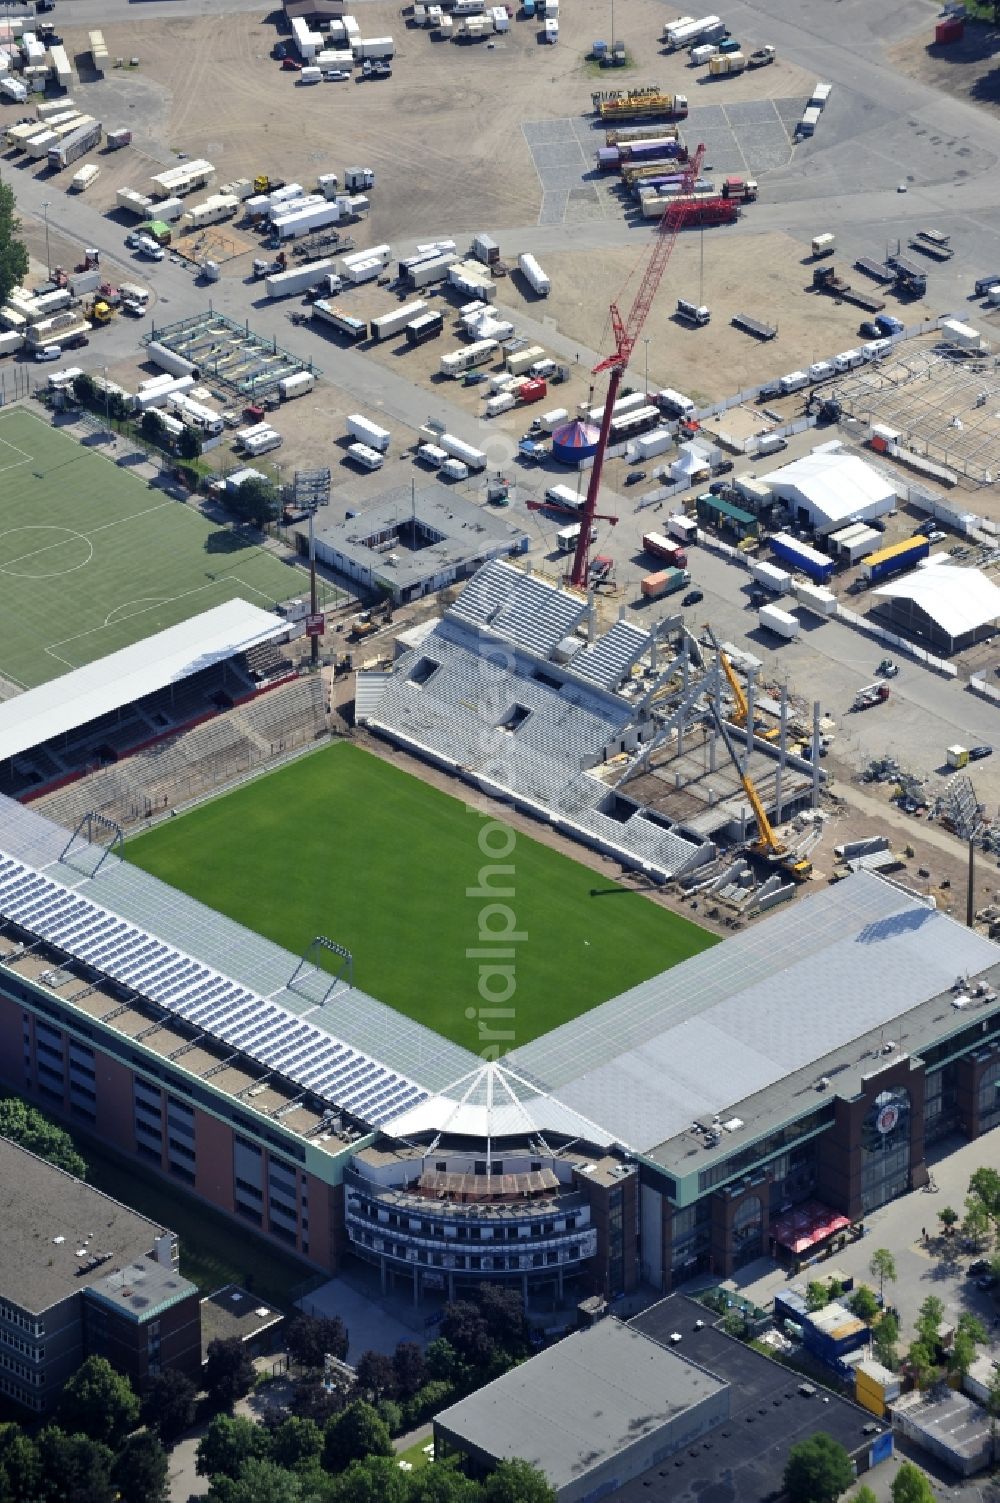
[[779, 371, 808, 394], [136, 236, 164, 261]]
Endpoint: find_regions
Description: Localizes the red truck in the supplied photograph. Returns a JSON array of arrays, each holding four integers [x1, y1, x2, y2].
[[642, 530, 687, 568]]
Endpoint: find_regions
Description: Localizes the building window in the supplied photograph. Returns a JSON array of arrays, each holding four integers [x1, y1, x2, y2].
[[731, 1195, 764, 1267], [977, 1058, 1000, 1132]]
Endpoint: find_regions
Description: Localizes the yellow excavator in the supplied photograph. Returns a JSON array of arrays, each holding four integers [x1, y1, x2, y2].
[[704, 623, 779, 741], [707, 695, 812, 882]]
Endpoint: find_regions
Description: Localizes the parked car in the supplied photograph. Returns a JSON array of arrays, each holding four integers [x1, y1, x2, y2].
[[34, 345, 61, 362], [969, 1259, 992, 1276], [925, 528, 946, 543], [272, 41, 287, 57], [323, 69, 350, 80], [682, 589, 704, 607], [712, 459, 734, 475], [624, 470, 646, 486], [124, 232, 142, 249], [970, 745, 993, 761], [281, 56, 302, 70], [859, 319, 881, 339], [876, 659, 899, 678], [748, 587, 767, 608]]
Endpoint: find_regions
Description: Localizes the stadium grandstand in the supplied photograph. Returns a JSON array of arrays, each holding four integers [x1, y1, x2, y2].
[[358, 560, 716, 882], [0, 601, 325, 822]]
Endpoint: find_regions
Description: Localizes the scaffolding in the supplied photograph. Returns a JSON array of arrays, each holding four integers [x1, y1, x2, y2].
[[142, 311, 318, 400]]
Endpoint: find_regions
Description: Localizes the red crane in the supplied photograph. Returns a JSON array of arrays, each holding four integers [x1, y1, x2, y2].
[[569, 141, 708, 590]]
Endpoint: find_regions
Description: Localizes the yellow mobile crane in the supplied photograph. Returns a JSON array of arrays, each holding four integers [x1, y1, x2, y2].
[[703, 624, 779, 740], [707, 696, 812, 882]]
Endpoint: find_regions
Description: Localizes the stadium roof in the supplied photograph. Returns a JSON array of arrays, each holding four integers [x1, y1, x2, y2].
[[384, 1061, 615, 1146], [434, 1319, 727, 1494], [0, 600, 287, 765], [509, 873, 1000, 1158], [873, 564, 1000, 639], [763, 451, 896, 528]]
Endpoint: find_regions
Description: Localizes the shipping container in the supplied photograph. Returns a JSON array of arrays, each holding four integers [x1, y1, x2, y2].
[[769, 533, 834, 583], [539, 407, 568, 433], [863, 536, 929, 583], [758, 603, 800, 640], [751, 560, 790, 593], [347, 413, 391, 452], [939, 317, 983, 351], [633, 427, 673, 460], [642, 567, 687, 598], [795, 580, 836, 617], [642, 531, 687, 567], [409, 253, 459, 288], [372, 300, 428, 340], [406, 311, 444, 345]]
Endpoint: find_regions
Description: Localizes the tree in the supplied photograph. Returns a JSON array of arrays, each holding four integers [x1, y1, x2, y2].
[[0, 1426, 40, 1503], [229, 475, 280, 529], [291, 1374, 347, 1427], [410, 1470, 485, 1503], [962, 1195, 992, 1249], [73, 373, 97, 405], [393, 1341, 428, 1400], [873, 1309, 900, 1370], [950, 1312, 987, 1379], [425, 1338, 461, 1384], [0, 1097, 86, 1178], [806, 1280, 830, 1312], [286, 1313, 349, 1370], [326, 1456, 409, 1503], [141, 409, 166, 443], [197, 1414, 269, 1480], [906, 1339, 936, 1390], [0, 184, 29, 309], [322, 1402, 392, 1474], [915, 1294, 944, 1350], [111, 1431, 168, 1503], [869, 1248, 897, 1304], [937, 1205, 959, 1235], [484, 1459, 557, 1503], [782, 1433, 854, 1503], [56, 1355, 139, 1448], [891, 1460, 936, 1503], [854, 1489, 878, 1503], [968, 1166, 1000, 1236], [354, 1350, 397, 1403], [476, 1284, 530, 1359], [206, 1458, 306, 1503], [849, 1285, 879, 1324], [34, 1428, 115, 1503], [178, 424, 203, 461], [142, 1367, 197, 1444], [205, 1337, 256, 1410], [269, 1417, 323, 1473]]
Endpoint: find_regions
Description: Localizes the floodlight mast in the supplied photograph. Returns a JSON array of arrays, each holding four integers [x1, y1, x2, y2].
[[569, 142, 707, 590]]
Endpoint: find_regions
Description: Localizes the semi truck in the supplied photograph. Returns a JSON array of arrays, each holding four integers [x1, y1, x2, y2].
[[642, 567, 688, 599], [264, 259, 333, 298], [311, 300, 368, 341], [642, 531, 687, 567], [438, 432, 487, 471], [594, 90, 688, 120], [758, 604, 800, 640], [676, 298, 710, 326]]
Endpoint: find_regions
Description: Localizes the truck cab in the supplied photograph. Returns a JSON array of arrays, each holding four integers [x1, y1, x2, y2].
[[875, 313, 903, 336]]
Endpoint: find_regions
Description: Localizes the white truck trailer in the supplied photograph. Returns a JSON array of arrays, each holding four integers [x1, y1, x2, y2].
[[265, 259, 334, 298], [518, 252, 550, 296], [371, 300, 428, 340], [758, 604, 800, 640], [346, 413, 391, 452]]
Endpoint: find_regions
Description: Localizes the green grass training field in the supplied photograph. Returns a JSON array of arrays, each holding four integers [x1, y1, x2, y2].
[[0, 409, 301, 689], [128, 742, 717, 1054]]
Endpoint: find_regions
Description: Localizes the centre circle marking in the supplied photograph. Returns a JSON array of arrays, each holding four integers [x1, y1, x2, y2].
[[0, 526, 94, 579]]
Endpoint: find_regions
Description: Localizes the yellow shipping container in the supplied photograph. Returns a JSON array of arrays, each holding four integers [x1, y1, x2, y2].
[[854, 1383, 884, 1417]]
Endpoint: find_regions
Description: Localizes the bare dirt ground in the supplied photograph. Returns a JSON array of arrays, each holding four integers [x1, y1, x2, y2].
[[51, 1, 814, 248], [888, 18, 1000, 118], [492, 234, 936, 402]]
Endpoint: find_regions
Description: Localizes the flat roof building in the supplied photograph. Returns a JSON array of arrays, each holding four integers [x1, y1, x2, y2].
[[0, 1138, 200, 1411], [307, 484, 530, 605], [435, 1318, 730, 1501]]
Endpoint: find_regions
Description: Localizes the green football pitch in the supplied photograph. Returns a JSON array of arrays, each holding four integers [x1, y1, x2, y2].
[[128, 742, 718, 1055], [0, 408, 303, 689]]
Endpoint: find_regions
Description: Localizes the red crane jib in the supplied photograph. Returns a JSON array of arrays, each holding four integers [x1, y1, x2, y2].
[[571, 144, 722, 589]]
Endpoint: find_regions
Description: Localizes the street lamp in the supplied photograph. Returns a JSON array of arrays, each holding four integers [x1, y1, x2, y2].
[[643, 337, 650, 399], [40, 200, 51, 280]]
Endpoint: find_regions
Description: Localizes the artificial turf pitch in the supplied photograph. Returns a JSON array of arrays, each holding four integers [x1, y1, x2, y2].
[[128, 743, 717, 1055], [0, 409, 299, 689]]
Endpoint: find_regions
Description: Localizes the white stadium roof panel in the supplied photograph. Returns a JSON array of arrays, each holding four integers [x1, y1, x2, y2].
[[0, 599, 287, 765]]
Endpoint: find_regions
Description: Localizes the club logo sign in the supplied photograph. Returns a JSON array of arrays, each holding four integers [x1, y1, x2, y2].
[[875, 1102, 900, 1136]]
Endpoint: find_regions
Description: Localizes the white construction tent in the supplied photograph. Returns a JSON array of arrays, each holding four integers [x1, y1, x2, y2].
[[872, 564, 1000, 654], [762, 450, 897, 535]]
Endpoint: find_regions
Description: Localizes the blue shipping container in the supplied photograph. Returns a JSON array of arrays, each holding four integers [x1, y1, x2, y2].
[[769, 532, 834, 583]]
